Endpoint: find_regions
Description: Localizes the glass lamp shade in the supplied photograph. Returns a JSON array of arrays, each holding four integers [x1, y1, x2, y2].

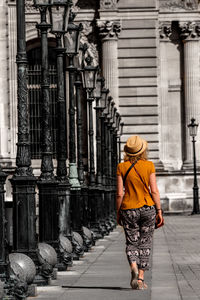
[[34, 0, 52, 7], [100, 88, 109, 109], [64, 23, 83, 55], [93, 76, 103, 98], [109, 101, 115, 121], [82, 65, 98, 91], [74, 47, 83, 69], [188, 118, 199, 137], [104, 96, 112, 116], [49, 1, 71, 33], [115, 112, 120, 130], [113, 107, 117, 125], [120, 122, 124, 135]]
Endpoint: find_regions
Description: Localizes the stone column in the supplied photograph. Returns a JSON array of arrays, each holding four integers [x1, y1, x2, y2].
[[180, 22, 200, 168], [159, 23, 182, 170], [8, 2, 18, 162], [159, 23, 172, 169], [97, 19, 121, 107], [0, 0, 9, 160]]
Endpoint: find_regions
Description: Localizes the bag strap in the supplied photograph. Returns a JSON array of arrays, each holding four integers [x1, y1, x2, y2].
[[123, 161, 137, 185], [133, 166, 153, 198]]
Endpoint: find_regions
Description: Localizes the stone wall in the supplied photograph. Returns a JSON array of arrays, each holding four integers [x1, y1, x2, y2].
[[117, 0, 160, 164]]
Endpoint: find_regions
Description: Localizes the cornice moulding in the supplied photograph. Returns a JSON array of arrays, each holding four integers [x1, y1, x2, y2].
[[99, 11, 119, 19], [159, 12, 200, 22], [118, 11, 159, 19]]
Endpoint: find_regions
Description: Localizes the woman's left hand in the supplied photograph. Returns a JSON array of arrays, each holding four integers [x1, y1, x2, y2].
[[156, 210, 164, 228], [117, 210, 123, 226]]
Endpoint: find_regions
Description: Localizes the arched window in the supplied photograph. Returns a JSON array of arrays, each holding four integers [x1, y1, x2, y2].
[[27, 44, 58, 159]]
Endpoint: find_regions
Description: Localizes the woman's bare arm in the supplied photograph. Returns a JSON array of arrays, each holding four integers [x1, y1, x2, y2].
[[149, 173, 161, 210], [149, 172, 163, 225], [116, 175, 124, 211]]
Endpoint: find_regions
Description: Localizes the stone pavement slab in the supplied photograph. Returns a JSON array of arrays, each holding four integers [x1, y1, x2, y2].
[[28, 215, 200, 300], [152, 215, 200, 300], [28, 228, 151, 300]]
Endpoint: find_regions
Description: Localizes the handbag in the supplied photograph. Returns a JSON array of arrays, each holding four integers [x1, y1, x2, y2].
[[133, 166, 164, 229]]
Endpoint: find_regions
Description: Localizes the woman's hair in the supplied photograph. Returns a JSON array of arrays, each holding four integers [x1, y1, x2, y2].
[[124, 148, 148, 163]]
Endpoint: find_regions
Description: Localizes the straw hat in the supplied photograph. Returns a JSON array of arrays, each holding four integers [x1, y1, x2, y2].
[[124, 136, 147, 156]]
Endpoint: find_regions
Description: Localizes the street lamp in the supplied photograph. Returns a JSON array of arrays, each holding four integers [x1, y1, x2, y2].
[[94, 75, 104, 187], [9, 0, 39, 293], [49, 0, 71, 33], [93, 75, 106, 237], [33, 0, 64, 277], [82, 56, 99, 236], [82, 56, 98, 185], [119, 121, 124, 163], [65, 11, 82, 188], [64, 12, 82, 55], [48, 0, 73, 270], [98, 84, 110, 235], [64, 12, 85, 259], [188, 117, 200, 214]]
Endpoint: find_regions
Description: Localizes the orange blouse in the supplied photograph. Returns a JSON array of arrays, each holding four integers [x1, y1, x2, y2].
[[116, 160, 156, 210]]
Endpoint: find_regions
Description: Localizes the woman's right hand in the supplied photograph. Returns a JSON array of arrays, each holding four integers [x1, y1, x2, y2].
[[156, 210, 164, 228]]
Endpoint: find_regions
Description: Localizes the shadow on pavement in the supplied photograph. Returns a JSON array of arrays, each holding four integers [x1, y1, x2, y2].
[[62, 286, 131, 291]]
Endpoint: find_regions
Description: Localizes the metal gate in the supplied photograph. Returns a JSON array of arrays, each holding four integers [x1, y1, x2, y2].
[[27, 47, 58, 159]]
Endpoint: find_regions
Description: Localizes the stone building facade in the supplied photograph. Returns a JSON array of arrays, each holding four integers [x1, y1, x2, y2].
[[0, 0, 200, 211]]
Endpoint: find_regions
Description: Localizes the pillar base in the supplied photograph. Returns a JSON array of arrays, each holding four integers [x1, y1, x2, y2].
[[69, 163, 81, 188], [71, 232, 84, 260], [182, 160, 200, 170]]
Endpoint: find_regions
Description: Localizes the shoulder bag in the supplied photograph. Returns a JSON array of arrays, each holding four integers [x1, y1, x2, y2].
[[133, 166, 164, 229]]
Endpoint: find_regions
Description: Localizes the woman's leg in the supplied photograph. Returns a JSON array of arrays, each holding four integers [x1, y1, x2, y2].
[[121, 209, 141, 268], [138, 206, 156, 285], [121, 209, 141, 288]]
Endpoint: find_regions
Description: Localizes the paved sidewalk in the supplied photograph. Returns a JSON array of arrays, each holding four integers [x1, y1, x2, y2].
[[152, 215, 200, 300], [28, 228, 151, 300], [28, 215, 200, 300]]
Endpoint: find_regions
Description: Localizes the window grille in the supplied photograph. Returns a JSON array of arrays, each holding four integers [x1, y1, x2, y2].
[[27, 47, 58, 159]]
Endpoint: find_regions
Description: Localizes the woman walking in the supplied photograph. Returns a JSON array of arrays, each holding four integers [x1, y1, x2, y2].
[[116, 135, 163, 290]]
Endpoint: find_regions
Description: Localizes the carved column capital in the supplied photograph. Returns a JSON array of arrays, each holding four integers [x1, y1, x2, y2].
[[97, 20, 121, 40], [100, 0, 119, 10], [80, 21, 99, 66], [159, 22, 172, 41], [25, 0, 36, 13], [179, 21, 200, 40]]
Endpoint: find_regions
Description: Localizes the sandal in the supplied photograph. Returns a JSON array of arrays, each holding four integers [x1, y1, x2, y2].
[[130, 268, 139, 289], [137, 278, 148, 290]]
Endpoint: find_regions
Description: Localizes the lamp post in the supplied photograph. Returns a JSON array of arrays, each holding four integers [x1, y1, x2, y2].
[[103, 96, 113, 232], [64, 12, 85, 259], [82, 56, 100, 235], [94, 76, 104, 187], [119, 122, 124, 163], [188, 118, 200, 214], [10, 0, 38, 293], [48, 0, 74, 269], [100, 86, 109, 188], [106, 99, 116, 229], [93, 75, 106, 237], [74, 44, 94, 249], [33, 0, 64, 275], [115, 112, 121, 164], [99, 85, 109, 234], [64, 11, 82, 188], [112, 107, 118, 225]]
